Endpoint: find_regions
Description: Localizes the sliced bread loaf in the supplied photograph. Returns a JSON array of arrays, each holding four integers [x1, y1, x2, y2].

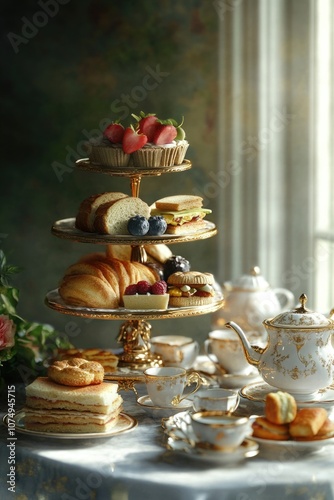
[[94, 197, 150, 234], [75, 192, 128, 232]]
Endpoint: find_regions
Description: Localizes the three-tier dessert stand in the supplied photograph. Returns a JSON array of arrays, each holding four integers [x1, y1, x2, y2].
[[45, 157, 224, 385]]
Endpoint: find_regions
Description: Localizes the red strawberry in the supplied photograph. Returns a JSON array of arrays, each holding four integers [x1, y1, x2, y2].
[[153, 124, 177, 145], [103, 122, 125, 143], [138, 115, 159, 142], [122, 126, 148, 154]]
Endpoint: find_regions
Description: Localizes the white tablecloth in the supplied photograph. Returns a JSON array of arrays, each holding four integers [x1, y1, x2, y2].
[[1, 382, 334, 500]]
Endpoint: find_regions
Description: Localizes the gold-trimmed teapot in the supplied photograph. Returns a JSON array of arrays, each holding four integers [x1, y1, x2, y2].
[[212, 266, 295, 337], [226, 294, 334, 401]]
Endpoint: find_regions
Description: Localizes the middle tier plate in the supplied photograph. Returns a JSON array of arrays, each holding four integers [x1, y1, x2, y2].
[[45, 289, 224, 320], [51, 218, 217, 245]]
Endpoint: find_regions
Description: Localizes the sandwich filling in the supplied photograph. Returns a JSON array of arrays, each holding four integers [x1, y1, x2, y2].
[[168, 283, 214, 299], [151, 207, 211, 227]]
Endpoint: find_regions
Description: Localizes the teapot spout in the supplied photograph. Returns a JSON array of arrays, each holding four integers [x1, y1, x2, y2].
[[225, 321, 263, 366]]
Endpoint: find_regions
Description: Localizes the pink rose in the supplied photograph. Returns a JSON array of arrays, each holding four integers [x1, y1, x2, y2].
[[0, 315, 16, 350]]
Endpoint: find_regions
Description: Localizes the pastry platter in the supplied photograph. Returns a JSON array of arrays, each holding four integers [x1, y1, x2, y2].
[[51, 218, 217, 245], [3, 410, 137, 440], [45, 289, 224, 320], [251, 434, 334, 451], [75, 158, 192, 176], [241, 381, 334, 408]]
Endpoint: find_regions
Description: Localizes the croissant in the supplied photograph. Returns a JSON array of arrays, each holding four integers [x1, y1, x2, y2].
[[59, 255, 159, 309]]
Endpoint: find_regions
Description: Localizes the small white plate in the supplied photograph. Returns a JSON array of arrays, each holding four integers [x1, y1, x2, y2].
[[137, 395, 193, 418], [3, 410, 137, 440], [241, 381, 334, 408], [252, 435, 334, 451], [166, 436, 259, 463]]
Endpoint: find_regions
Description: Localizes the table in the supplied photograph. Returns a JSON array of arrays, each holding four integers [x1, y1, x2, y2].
[[1, 382, 334, 500]]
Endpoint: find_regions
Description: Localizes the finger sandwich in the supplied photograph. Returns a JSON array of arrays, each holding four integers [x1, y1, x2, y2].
[[150, 195, 211, 234], [24, 377, 123, 433]]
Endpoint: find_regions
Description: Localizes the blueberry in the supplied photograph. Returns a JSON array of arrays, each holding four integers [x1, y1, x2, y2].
[[164, 255, 191, 280], [127, 215, 149, 236], [147, 216, 167, 236]]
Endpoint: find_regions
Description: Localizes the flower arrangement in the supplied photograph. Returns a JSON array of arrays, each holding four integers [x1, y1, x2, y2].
[[0, 249, 71, 389]]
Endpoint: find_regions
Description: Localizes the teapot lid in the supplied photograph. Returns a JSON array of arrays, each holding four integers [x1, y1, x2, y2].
[[266, 293, 333, 328], [226, 266, 270, 291]]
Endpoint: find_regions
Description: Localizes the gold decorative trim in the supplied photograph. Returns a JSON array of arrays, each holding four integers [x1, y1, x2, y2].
[[45, 289, 224, 320], [51, 218, 217, 245], [75, 158, 192, 177]]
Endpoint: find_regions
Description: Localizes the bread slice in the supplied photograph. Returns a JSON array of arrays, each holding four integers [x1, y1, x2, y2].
[[23, 407, 122, 433], [94, 197, 150, 234], [167, 271, 214, 286], [155, 195, 203, 211], [75, 192, 128, 232], [25, 377, 120, 414], [164, 219, 208, 235]]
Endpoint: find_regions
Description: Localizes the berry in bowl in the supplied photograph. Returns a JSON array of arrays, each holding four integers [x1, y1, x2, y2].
[[123, 280, 169, 310]]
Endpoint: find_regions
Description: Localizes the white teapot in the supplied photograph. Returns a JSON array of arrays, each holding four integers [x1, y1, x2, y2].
[[212, 266, 295, 337], [226, 294, 334, 401]]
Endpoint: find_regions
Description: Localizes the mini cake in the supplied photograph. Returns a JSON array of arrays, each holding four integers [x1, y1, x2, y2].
[[123, 280, 169, 310], [130, 112, 185, 167], [84, 112, 188, 168], [174, 139, 189, 165], [86, 137, 131, 168]]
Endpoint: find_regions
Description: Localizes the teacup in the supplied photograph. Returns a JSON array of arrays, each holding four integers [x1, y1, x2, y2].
[[204, 329, 262, 374], [150, 335, 199, 369], [144, 366, 201, 408], [192, 388, 240, 413], [190, 411, 252, 450]]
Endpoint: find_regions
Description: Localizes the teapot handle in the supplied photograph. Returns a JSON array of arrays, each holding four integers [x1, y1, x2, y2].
[[272, 288, 295, 310]]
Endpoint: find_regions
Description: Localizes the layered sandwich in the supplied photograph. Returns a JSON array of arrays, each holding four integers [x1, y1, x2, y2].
[[24, 376, 123, 433], [150, 195, 211, 234], [167, 271, 215, 306]]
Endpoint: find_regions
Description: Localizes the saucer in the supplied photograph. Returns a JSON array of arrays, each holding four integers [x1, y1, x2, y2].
[[166, 436, 259, 463], [137, 395, 193, 419], [162, 411, 258, 463], [241, 381, 334, 408], [217, 367, 262, 389]]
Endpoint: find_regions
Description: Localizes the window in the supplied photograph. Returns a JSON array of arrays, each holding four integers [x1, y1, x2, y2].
[[217, 0, 333, 313]]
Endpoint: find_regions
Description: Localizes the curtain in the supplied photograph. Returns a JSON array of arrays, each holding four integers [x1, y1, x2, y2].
[[217, 0, 333, 312]]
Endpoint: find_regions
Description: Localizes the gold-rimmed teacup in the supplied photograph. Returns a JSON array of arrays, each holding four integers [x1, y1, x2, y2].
[[144, 367, 201, 408], [190, 411, 252, 450]]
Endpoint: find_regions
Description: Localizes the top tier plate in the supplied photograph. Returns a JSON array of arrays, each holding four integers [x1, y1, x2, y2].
[[75, 158, 192, 176]]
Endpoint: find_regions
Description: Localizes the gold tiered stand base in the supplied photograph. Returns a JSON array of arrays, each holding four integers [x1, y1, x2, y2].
[[117, 319, 163, 369]]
